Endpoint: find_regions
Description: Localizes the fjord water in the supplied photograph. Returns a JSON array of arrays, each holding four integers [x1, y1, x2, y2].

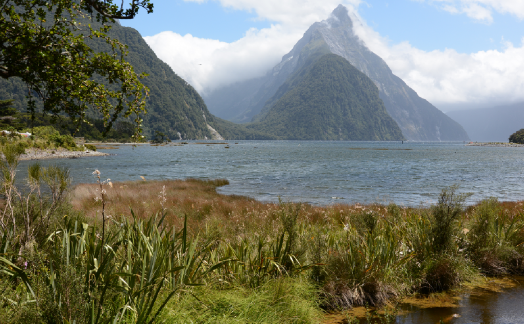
[[18, 141, 524, 207]]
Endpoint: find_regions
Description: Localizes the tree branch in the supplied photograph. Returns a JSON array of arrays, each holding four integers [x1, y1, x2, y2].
[[83, 0, 152, 20]]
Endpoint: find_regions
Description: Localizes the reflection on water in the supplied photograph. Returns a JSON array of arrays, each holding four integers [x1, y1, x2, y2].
[[399, 276, 524, 324], [340, 277, 524, 324]]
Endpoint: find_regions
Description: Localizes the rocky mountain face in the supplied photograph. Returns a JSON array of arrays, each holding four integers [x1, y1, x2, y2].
[[205, 5, 470, 141], [247, 54, 404, 140]]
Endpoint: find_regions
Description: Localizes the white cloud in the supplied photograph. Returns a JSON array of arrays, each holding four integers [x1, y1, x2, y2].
[[145, 0, 524, 110], [442, 4, 460, 14], [463, 3, 493, 22], [145, 25, 300, 93], [144, 0, 361, 93], [420, 0, 524, 21], [352, 17, 524, 108]]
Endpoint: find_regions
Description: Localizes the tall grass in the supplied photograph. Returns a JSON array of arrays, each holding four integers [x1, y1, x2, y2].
[[467, 198, 524, 274]]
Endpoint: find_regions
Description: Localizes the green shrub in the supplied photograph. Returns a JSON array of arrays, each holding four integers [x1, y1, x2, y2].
[[430, 186, 470, 254], [422, 255, 467, 292], [48, 133, 78, 150], [84, 143, 97, 151], [31, 126, 79, 150], [32, 126, 60, 138], [468, 198, 524, 274], [509, 128, 524, 144], [322, 218, 404, 308]]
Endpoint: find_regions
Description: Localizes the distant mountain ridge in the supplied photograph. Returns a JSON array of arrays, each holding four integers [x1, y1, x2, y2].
[[204, 5, 470, 141], [447, 102, 524, 142], [247, 54, 404, 140]]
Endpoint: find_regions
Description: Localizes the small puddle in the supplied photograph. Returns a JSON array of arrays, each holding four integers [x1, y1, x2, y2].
[[324, 276, 524, 324]]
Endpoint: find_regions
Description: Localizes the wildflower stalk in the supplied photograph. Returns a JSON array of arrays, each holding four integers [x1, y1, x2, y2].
[[93, 169, 111, 265]]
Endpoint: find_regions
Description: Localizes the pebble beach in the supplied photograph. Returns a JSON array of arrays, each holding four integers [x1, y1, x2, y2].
[[466, 142, 524, 147], [17, 147, 109, 160]]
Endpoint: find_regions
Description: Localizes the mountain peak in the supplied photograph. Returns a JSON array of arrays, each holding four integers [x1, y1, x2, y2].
[[325, 4, 353, 29]]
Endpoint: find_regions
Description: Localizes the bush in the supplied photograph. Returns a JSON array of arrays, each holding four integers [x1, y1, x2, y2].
[[468, 198, 524, 274], [430, 186, 470, 254], [31, 126, 79, 150], [48, 133, 78, 150], [509, 128, 524, 144], [84, 144, 97, 151], [422, 256, 463, 292], [321, 214, 403, 309], [32, 126, 60, 138]]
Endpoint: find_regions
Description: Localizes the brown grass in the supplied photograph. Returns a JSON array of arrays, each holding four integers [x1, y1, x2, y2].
[[71, 179, 524, 239], [70, 179, 411, 241]]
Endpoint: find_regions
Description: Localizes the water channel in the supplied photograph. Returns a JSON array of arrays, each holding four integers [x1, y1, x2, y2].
[[323, 277, 524, 323]]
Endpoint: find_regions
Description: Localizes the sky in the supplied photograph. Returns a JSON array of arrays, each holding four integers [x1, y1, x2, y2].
[[121, 0, 524, 112]]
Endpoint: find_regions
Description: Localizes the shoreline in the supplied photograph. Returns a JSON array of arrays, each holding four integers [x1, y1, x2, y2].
[[18, 147, 109, 160], [466, 142, 524, 147]]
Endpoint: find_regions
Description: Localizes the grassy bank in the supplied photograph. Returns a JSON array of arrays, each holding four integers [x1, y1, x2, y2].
[[1, 156, 524, 323]]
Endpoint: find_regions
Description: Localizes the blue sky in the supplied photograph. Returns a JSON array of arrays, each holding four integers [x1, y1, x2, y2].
[[121, 0, 524, 110], [122, 0, 524, 54], [359, 1, 524, 54], [121, 1, 269, 42]]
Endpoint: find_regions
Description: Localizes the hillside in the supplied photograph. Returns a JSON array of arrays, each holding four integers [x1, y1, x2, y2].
[[0, 10, 220, 140], [204, 5, 469, 141], [247, 54, 404, 141]]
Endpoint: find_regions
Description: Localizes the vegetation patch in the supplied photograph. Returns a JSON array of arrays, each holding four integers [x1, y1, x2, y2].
[[1, 158, 523, 323], [509, 129, 524, 144]]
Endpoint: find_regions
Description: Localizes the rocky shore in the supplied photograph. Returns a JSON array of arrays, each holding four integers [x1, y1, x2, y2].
[[466, 142, 524, 147], [18, 147, 109, 160]]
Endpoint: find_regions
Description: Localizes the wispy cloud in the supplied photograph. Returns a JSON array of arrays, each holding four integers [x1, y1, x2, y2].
[[419, 0, 524, 22]]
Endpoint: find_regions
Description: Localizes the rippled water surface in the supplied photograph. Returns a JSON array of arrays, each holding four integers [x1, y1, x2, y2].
[[18, 141, 524, 206]]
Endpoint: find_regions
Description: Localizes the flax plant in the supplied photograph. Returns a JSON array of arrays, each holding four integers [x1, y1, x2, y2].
[[41, 209, 226, 323], [215, 204, 309, 288], [322, 211, 410, 308], [467, 198, 524, 274], [0, 144, 70, 252]]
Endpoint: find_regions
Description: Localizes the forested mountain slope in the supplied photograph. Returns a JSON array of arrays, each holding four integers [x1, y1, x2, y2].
[[0, 10, 217, 140], [248, 54, 404, 140]]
